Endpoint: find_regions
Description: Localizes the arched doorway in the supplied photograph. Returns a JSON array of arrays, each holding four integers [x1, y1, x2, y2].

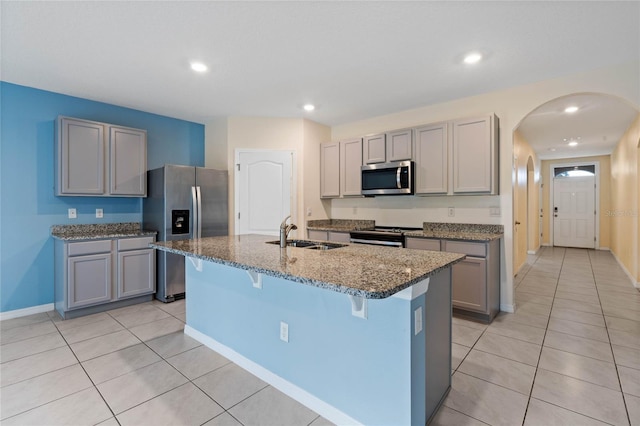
[[512, 92, 638, 274]]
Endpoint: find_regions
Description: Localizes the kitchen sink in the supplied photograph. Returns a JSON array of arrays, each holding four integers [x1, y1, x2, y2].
[[266, 240, 346, 250]]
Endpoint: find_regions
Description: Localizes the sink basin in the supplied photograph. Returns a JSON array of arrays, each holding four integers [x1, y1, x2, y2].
[[266, 240, 346, 250]]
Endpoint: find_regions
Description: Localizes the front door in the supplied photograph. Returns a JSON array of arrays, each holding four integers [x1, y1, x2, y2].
[[236, 150, 294, 236], [553, 175, 595, 248]]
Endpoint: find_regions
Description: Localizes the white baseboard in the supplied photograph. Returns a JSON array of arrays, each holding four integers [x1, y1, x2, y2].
[[185, 325, 362, 426], [526, 250, 537, 255], [609, 250, 640, 289], [500, 303, 515, 313], [0, 303, 54, 321]]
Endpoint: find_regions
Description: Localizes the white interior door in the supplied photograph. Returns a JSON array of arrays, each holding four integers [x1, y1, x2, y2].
[[553, 175, 595, 248], [236, 151, 293, 236]]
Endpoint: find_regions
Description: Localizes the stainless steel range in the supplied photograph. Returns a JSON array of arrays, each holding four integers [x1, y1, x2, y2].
[[349, 226, 422, 248]]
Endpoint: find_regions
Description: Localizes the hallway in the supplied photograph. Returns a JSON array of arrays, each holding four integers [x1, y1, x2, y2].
[[434, 246, 640, 425]]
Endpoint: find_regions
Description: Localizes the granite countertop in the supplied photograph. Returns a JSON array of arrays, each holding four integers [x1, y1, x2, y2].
[[51, 223, 157, 241], [306, 219, 375, 232], [151, 234, 465, 299], [405, 223, 504, 242]]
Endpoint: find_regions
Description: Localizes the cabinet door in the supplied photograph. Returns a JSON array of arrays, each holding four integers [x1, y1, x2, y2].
[[328, 231, 351, 243], [340, 138, 363, 196], [58, 117, 105, 195], [386, 129, 412, 162], [363, 134, 386, 164], [405, 237, 440, 251], [414, 123, 448, 194], [67, 253, 112, 309], [320, 142, 340, 198], [452, 115, 495, 194], [110, 126, 147, 196], [451, 257, 487, 313], [308, 230, 328, 240], [118, 249, 155, 299]]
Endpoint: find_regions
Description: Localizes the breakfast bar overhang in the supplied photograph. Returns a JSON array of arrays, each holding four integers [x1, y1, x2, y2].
[[151, 235, 465, 426]]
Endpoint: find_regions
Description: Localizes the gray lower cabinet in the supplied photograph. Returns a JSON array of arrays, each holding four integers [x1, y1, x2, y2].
[[307, 230, 351, 243], [117, 237, 155, 298], [405, 236, 500, 322], [67, 241, 112, 309], [55, 236, 155, 319]]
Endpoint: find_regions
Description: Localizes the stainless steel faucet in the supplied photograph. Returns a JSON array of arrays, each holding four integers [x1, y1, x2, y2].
[[279, 215, 297, 248]]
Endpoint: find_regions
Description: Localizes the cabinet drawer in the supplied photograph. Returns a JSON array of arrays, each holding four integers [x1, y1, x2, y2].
[[405, 237, 441, 251], [118, 236, 155, 251], [67, 240, 112, 256], [443, 240, 486, 257], [328, 231, 351, 243]]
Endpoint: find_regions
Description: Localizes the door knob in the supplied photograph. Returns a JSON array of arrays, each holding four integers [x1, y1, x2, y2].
[[515, 221, 521, 225]]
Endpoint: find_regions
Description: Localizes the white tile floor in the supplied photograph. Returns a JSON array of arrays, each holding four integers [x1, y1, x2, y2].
[[0, 247, 638, 425], [433, 247, 640, 426]]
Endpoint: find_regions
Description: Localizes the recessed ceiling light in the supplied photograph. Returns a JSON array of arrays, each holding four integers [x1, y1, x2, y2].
[[463, 52, 482, 64], [190, 62, 208, 73], [548, 148, 556, 152], [568, 141, 578, 147], [564, 106, 579, 113], [303, 104, 315, 112]]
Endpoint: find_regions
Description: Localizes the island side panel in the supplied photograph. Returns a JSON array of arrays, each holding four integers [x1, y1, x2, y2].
[[185, 259, 421, 426]]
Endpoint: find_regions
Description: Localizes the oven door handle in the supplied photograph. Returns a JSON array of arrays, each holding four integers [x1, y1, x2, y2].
[[350, 238, 403, 247]]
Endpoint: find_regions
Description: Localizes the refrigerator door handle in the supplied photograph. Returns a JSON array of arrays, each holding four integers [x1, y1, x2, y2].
[[196, 186, 203, 238], [191, 186, 198, 239]]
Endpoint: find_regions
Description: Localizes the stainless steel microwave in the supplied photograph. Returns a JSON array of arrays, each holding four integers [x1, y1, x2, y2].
[[361, 161, 414, 196]]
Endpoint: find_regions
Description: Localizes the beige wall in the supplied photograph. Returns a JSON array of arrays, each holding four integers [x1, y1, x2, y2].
[[610, 114, 640, 285], [540, 155, 611, 248], [204, 116, 331, 237], [204, 61, 640, 312], [331, 61, 639, 312], [513, 130, 540, 273]]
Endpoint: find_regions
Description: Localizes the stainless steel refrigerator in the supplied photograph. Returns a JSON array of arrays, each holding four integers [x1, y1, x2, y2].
[[143, 164, 228, 302]]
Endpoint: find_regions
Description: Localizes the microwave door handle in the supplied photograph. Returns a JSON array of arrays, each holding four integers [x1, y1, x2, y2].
[[396, 167, 402, 189]]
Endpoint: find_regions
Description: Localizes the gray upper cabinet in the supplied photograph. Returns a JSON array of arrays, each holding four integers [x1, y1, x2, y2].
[[340, 138, 363, 196], [320, 142, 340, 198], [56, 116, 147, 197], [363, 133, 386, 164], [452, 114, 499, 195], [386, 129, 412, 162], [109, 126, 147, 196], [57, 118, 105, 195], [414, 122, 448, 195]]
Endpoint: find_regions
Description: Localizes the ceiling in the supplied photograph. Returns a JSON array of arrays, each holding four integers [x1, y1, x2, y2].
[[2, 1, 639, 157]]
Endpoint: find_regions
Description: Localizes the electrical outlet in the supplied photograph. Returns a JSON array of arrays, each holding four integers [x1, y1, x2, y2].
[[448, 207, 455, 217], [68, 208, 77, 219], [280, 321, 289, 343], [96, 208, 103, 218], [353, 206, 358, 215], [306, 207, 312, 217], [414, 307, 423, 335]]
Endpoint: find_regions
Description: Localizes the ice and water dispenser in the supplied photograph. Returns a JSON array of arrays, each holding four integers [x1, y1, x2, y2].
[[172, 210, 190, 235]]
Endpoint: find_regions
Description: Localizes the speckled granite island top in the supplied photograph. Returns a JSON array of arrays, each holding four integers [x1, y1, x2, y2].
[[51, 223, 157, 241], [151, 234, 465, 299]]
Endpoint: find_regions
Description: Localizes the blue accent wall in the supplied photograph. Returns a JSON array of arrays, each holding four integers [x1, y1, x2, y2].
[[0, 82, 205, 312]]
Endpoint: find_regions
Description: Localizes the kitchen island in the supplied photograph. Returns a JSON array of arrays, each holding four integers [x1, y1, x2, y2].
[[151, 234, 464, 426]]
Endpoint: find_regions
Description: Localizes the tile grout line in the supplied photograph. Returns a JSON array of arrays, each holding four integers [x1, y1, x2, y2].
[[520, 246, 565, 426]]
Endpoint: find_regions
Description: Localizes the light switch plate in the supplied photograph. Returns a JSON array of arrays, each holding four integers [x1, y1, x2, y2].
[[96, 208, 103, 218], [68, 208, 77, 219]]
